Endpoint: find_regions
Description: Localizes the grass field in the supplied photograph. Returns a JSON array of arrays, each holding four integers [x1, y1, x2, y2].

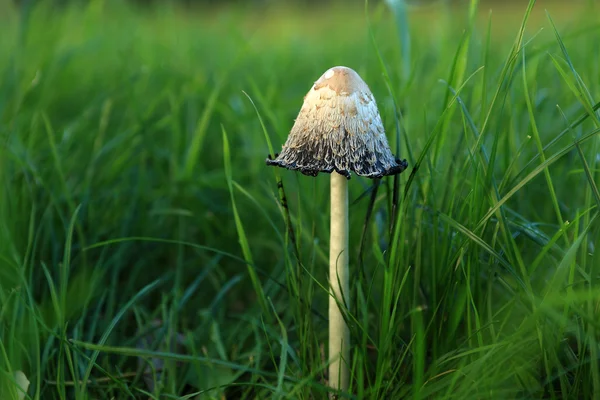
[[1, 0, 600, 398]]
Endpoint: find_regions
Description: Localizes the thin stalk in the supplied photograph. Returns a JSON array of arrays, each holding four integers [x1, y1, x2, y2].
[[329, 172, 350, 394]]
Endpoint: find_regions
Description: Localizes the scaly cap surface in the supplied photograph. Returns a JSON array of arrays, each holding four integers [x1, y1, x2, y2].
[[266, 66, 408, 179]]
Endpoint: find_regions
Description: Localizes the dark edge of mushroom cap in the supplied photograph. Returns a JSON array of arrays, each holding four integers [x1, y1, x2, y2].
[[266, 153, 408, 180], [266, 66, 408, 180]]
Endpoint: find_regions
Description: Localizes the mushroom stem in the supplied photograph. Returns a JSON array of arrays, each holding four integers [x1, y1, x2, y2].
[[329, 171, 350, 393]]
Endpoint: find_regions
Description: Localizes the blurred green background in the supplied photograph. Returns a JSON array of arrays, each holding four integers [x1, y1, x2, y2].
[[1, 0, 599, 398]]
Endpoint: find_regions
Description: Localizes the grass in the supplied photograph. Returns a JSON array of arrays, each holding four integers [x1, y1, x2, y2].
[[1, 0, 600, 398]]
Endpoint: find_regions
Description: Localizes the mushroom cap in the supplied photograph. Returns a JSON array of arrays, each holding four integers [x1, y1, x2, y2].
[[266, 66, 408, 179]]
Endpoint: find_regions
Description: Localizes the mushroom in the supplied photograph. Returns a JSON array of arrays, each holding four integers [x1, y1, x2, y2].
[[267, 66, 408, 393]]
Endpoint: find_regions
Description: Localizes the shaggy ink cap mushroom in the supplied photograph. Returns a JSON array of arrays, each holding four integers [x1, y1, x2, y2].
[[266, 66, 408, 179]]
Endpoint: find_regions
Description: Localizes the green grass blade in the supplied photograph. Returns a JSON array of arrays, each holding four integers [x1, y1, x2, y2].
[[222, 125, 268, 313]]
